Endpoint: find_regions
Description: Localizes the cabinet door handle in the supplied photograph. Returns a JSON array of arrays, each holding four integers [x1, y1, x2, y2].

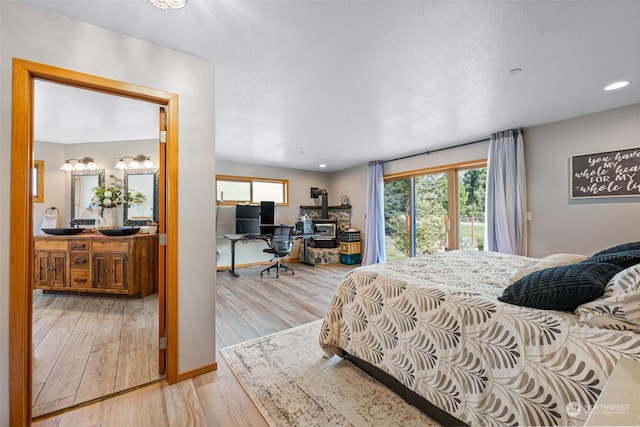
[[74, 278, 87, 283], [74, 258, 87, 264], [71, 244, 87, 250]]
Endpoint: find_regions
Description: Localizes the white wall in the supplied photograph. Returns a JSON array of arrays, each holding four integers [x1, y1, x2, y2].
[[328, 164, 368, 234], [525, 103, 640, 257], [382, 142, 491, 177], [0, 3, 216, 424], [216, 160, 329, 266], [33, 142, 67, 232]]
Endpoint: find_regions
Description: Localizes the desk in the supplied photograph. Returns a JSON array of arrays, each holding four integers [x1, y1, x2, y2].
[[223, 234, 268, 277], [223, 233, 318, 277]]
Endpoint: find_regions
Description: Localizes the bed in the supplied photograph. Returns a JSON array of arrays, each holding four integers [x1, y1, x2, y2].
[[319, 249, 640, 426]]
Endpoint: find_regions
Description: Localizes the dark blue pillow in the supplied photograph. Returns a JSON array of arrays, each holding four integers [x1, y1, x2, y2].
[[592, 241, 640, 257], [586, 250, 640, 269], [498, 262, 623, 311]]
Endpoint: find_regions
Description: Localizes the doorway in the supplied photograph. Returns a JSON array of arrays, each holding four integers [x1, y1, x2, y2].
[[31, 80, 162, 417], [10, 59, 179, 426]]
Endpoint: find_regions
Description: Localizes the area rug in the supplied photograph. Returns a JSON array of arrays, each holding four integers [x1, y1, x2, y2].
[[220, 320, 439, 427]]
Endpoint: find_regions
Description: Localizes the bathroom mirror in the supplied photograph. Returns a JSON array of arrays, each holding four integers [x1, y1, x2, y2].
[[70, 169, 105, 225], [124, 168, 159, 226]]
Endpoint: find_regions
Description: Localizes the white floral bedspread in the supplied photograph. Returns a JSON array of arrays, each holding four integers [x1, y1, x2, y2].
[[319, 250, 640, 426]]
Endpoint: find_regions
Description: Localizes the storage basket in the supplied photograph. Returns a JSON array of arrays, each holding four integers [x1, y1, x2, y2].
[[339, 241, 361, 254], [340, 253, 361, 265], [339, 230, 360, 242]]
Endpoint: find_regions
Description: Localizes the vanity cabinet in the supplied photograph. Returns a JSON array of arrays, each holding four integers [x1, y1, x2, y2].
[[33, 233, 158, 297], [93, 253, 128, 292], [34, 249, 68, 289]]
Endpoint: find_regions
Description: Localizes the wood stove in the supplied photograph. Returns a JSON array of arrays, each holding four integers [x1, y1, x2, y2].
[[312, 219, 337, 248]]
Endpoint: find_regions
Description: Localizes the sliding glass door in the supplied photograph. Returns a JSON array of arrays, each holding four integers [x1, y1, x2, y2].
[[384, 160, 486, 258], [457, 167, 487, 251], [384, 178, 411, 260], [414, 172, 449, 255]]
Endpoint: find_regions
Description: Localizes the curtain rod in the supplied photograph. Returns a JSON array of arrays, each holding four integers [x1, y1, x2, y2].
[[383, 137, 490, 164]]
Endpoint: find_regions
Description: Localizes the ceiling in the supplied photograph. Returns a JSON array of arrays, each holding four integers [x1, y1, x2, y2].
[[34, 80, 160, 143], [23, 0, 640, 172]]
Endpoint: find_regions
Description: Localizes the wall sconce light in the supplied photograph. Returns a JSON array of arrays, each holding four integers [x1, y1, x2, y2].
[[114, 154, 156, 170], [60, 157, 99, 171]]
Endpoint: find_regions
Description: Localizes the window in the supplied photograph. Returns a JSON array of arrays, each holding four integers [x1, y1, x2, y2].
[[384, 160, 486, 259], [33, 160, 44, 203], [216, 175, 289, 205]]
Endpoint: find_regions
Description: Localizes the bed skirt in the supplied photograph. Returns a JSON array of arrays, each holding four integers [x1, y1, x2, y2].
[[341, 349, 468, 427]]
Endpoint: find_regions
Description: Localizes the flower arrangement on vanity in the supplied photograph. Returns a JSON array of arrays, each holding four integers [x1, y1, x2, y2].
[[92, 174, 127, 227], [91, 175, 146, 228], [93, 174, 127, 208]]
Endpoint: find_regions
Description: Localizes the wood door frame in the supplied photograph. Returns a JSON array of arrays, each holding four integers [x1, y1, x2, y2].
[[10, 58, 180, 426], [158, 106, 167, 374]]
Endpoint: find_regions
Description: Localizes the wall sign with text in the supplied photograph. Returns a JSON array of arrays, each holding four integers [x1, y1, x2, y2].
[[571, 147, 640, 198]]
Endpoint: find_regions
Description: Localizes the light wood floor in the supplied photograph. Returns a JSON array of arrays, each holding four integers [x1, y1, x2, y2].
[[32, 290, 163, 418], [33, 262, 354, 426]]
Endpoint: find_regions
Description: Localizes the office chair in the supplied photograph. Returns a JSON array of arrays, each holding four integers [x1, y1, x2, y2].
[[260, 224, 295, 278]]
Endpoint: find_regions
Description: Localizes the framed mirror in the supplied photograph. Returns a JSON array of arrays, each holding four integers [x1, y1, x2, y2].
[[70, 169, 105, 226], [124, 168, 159, 226]]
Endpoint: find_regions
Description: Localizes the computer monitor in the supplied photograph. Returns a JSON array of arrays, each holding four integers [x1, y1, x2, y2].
[[236, 204, 260, 220], [260, 201, 275, 225], [235, 204, 260, 235]]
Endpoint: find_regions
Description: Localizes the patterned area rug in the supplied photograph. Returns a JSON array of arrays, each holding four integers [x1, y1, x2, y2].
[[220, 320, 439, 427]]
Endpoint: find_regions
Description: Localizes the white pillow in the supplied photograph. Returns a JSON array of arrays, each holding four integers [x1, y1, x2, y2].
[[575, 264, 640, 331], [507, 253, 589, 285]]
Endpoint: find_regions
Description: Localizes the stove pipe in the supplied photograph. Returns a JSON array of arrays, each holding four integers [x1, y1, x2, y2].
[[321, 192, 329, 219], [311, 187, 330, 219]]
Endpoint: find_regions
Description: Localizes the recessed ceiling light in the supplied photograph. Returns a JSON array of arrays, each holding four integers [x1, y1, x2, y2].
[[508, 68, 522, 75], [604, 81, 630, 91], [319, 164, 327, 168]]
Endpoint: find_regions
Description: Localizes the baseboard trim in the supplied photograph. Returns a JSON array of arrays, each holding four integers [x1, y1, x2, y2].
[[177, 362, 218, 381], [216, 258, 299, 271]]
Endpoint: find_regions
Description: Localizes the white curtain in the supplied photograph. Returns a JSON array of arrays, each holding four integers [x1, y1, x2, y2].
[[363, 161, 386, 265], [485, 129, 527, 255]]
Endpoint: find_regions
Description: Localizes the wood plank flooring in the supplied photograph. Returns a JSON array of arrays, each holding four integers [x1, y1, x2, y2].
[[32, 262, 354, 426], [32, 290, 162, 418], [215, 262, 352, 348]]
